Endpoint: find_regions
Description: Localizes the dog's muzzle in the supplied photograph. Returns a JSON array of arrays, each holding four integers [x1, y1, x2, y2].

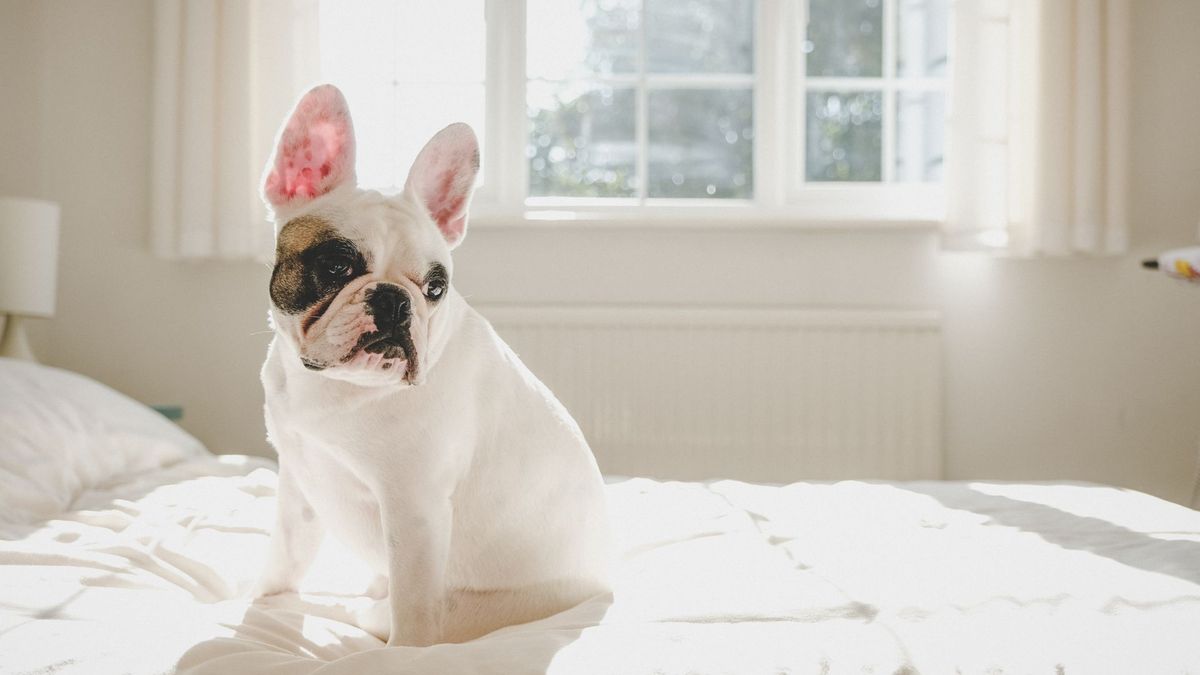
[[353, 284, 419, 377]]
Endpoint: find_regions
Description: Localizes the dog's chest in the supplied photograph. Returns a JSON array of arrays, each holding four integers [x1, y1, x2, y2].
[[265, 357, 455, 574], [288, 435, 387, 569], [271, 386, 390, 568]]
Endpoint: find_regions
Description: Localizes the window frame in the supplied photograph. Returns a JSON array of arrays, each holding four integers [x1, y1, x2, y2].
[[472, 0, 945, 227]]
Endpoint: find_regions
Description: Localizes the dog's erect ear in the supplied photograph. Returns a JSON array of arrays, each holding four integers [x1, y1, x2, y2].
[[404, 123, 479, 249], [262, 84, 356, 208]]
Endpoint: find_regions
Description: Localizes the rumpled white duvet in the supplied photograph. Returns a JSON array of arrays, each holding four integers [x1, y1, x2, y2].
[[3, 360, 1200, 673], [5, 460, 1200, 674]]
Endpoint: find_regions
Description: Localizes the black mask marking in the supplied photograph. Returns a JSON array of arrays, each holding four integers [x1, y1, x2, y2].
[[269, 216, 367, 317]]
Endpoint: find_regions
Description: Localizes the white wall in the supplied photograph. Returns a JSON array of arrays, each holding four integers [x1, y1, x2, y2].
[[937, 3, 1200, 503], [0, 0, 273, 458], [2, 0, 1198, 504]]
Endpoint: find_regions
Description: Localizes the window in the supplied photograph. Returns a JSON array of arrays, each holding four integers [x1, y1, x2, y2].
[[803, 0, 948, 183], [318, 0, 950, 223], [318, 0, 487, 190], [526, 0, 755, 201]]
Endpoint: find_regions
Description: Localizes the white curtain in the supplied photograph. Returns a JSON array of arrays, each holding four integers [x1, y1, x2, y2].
[[151, 0, 319, 260], [944, 0, 1131, 256]]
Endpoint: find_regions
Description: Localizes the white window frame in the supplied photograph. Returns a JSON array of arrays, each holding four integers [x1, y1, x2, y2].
[[472, 0, 945, 228]]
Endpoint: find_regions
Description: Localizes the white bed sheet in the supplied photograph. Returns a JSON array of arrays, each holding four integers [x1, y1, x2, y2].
[[2, 454, 1199, 674]]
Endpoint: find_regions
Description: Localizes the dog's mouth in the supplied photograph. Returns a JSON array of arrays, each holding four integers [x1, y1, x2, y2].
[[293, 280, 423, 382], [300, 333, 418, 379], [353, 332, 409, 360], [340, 329, 419, 378]]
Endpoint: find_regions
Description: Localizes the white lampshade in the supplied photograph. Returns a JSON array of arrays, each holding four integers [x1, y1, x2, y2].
[[0, 197, 60, 317]]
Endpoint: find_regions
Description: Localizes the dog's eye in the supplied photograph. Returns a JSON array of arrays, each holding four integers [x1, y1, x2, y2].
[[425, 278, 447, 301], [320, 257, 354, 279]]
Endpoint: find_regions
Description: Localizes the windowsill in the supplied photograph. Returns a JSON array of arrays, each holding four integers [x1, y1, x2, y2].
[[468, 185, 945, 232], [470, 208, 942, 232]]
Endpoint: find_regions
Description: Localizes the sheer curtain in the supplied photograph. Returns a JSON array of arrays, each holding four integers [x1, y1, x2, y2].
[[944, 0, 1131, 256], [151, 0, 319, 260]]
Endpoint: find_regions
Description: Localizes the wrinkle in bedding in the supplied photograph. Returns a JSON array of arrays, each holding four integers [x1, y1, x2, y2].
[[2, 458, 1199, 674]]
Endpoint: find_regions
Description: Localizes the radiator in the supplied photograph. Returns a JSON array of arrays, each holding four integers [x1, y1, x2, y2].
[[479, 305, 943, 483]]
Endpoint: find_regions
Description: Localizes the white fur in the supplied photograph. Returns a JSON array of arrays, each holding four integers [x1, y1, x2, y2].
[[255, 89, 611, 646]]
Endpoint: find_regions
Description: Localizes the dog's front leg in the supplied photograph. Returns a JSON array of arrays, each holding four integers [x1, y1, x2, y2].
[[379, 490, 451, 647], [254, 456, 325, 597]]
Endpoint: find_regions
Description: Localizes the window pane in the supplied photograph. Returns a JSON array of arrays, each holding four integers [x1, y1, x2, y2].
[[394, 0, 485, 82], [319, 1, 397, 84], [527, 0, 640, 80], [644, 0, 754, 74], [332, 85, 487, 191], [805, 0, 883, 77], [895, 91, 944, 182], [319, 0, 485, 190], [528, 83, 637, 198], [896, 0, 950, 77], [805, 91, 883, 182], [648, 89, 753, 198], [398, 85, 486, 186], [333, 84, 398, 191]]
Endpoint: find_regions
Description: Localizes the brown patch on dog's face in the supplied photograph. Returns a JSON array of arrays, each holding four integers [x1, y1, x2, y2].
[[269, 215, 367, 319]]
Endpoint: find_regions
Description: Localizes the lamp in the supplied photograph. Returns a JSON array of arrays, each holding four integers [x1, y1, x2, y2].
[[0, 197, 60, 361]]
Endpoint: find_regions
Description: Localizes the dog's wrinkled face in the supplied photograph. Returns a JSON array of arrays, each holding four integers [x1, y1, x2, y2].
[[261, 84, 478, 386], [267, 199, 448, 385]]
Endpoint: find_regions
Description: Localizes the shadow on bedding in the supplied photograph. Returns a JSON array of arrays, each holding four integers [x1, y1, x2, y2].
[[896, 484, 1200, 588], [175, 591, 613, 674]]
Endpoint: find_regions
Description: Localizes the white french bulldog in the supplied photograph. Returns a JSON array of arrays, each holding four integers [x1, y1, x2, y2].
[[253, 84, 611, 646]]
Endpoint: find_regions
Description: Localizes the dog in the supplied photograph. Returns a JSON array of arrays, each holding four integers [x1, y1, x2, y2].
[[252, 84, 611, 647]]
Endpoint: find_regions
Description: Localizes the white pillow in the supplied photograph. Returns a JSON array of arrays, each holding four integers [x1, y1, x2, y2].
[[0, 358, 207, 525]]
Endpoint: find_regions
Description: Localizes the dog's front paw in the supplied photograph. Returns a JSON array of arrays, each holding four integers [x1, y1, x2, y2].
[[354, 599, 391, 642], [353, 601, 441, 646], [384, 614, 443, 648]]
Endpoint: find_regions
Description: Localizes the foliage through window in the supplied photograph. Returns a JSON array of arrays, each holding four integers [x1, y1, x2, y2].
[[526, 0, 754, 200], [318, 0, 950, 217], [804, 0, 948, 183]]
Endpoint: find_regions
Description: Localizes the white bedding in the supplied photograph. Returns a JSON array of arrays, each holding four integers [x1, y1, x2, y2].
[[3, 452, 1199, 674]]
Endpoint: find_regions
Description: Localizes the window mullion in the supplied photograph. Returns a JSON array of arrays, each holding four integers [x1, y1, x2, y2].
[[806, 77, 893, 90], [882, 0, 898, 183], [755, 0, 790, 208], [486, 0, 526, 211], [638, 74, 755, 88], [794, 0, 809, 194], [636, 3, 649, 203]]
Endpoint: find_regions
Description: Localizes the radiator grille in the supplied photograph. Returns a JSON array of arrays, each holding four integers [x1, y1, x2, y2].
[[480, 306, 943, 482]]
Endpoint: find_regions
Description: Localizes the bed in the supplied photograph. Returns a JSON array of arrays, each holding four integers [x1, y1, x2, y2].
[[3, 358, 1199, 674]]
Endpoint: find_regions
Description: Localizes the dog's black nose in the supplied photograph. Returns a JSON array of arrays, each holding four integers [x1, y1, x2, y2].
[[365, 284, 411, 331]]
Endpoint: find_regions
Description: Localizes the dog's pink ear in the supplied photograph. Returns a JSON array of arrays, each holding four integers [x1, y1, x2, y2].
[[262, 84, 356, 208], [405, 123, 479, 249]]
